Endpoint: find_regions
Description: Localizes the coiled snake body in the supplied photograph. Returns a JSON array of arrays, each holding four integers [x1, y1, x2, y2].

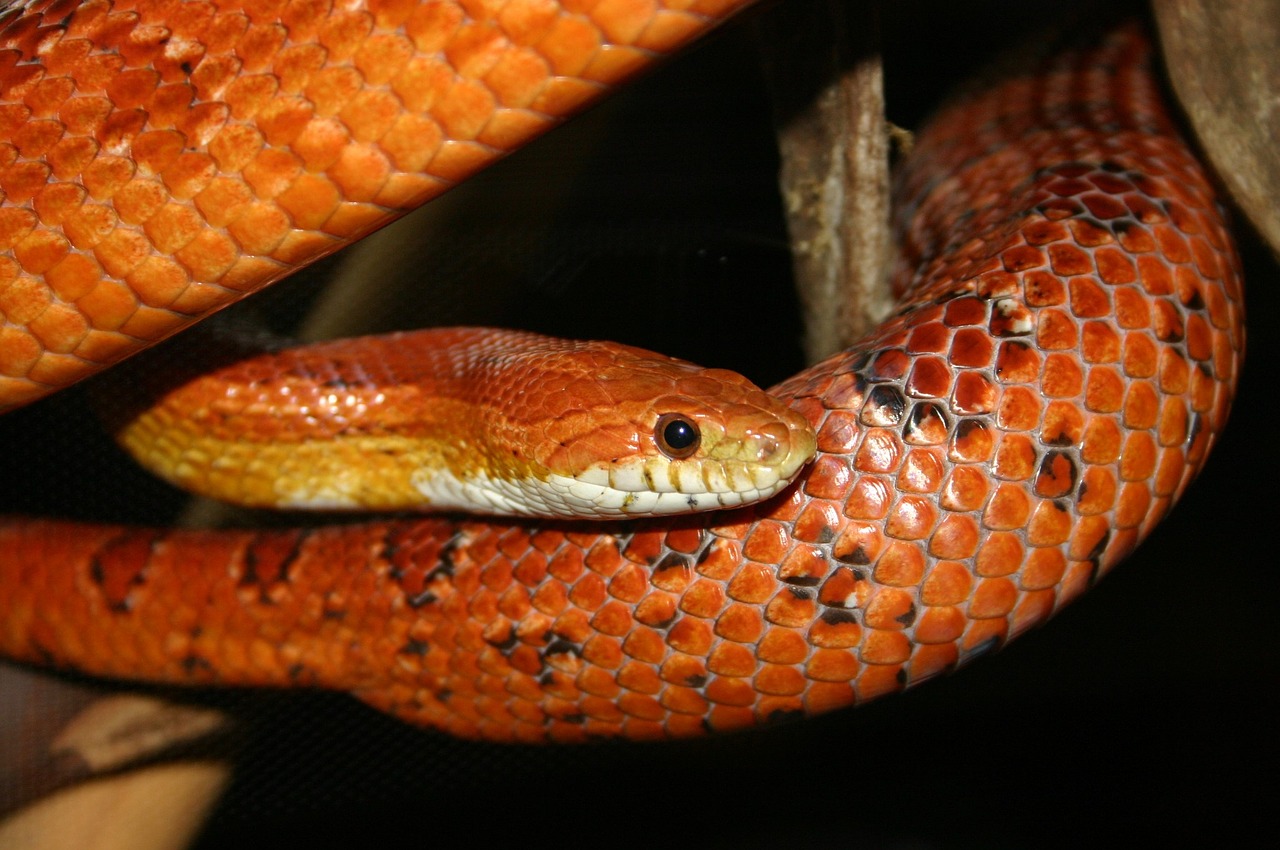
[[0, 1, 1244, 742]]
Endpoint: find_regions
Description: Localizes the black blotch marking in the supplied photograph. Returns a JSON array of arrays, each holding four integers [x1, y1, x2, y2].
[[558, 713, 586, 725], [894, 603, 918, 627], [322, 609, 346, 621], [1039, 450, 1079, 489], [1100, 160, 1124, 172], [400, 639, 430, 656], [486, 631, 518, 652], [685, 674, 708, 688], [866, 385, 906, 424], [689, 532, 714, 564], [764, 708, 806, 727], [786, 586, 814, 600], [954, 418, 986, 440], [653, 551, 691, 574], [904, 402, 949, 441], [287, 663, 307, 681], [180, 61, 194, 75], [836, 545, 871, 566], [781, 574, 821, 587], [1183, 288, 1205, 311], [895, 668, 909, 686], [821, 609, 859, 626], [407, 589, 438, 607], [544, 638, 580, 658], [1087, 530, 1110, 562], [182, 655, 214, 675], [965, 635, 1002, 661]]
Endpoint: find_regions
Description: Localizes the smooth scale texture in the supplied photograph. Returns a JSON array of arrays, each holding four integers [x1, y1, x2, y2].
[[0, 5, 1246, 742], [107, 326, 818, 516]]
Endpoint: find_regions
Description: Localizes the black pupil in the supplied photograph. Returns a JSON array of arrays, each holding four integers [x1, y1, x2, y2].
[[663, 419, 697, 450]]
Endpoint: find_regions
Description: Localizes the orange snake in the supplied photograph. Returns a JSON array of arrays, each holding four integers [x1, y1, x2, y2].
[[0, 2, 1246, 742]]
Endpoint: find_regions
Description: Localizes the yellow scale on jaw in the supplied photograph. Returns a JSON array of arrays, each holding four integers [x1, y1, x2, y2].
[[110, 327, 818, 519]]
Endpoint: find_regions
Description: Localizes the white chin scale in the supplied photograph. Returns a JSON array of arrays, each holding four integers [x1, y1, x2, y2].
[[411, 459, 790, 520]]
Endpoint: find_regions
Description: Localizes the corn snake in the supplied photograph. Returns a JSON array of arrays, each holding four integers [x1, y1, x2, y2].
[[0, 0, 1250, 751]]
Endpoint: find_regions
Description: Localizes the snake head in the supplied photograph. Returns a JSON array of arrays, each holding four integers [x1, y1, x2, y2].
[[498, 343, 819, 519]]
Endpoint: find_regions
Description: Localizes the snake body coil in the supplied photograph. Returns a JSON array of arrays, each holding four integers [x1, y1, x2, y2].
[[0, 3, 1245, 742]]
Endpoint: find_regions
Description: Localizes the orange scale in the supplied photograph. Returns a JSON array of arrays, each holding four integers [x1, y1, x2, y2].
[[854, 662, 904, 701], [1001, 243, 1046, 272], [863, 586, 916, 630], [872, 540, 926, 586], [907, 321, 950, 353], [659, 653, 708, 687], [1029, 501, 1070, 547], [796, 683, 851, 719], [950, 327, 995, 367], [898, 448, 945, 494], [1153, 445, 1187, 497], [1120, 430, 1158, 481], [704, 676, 757, 707], [616, 661, 662, 695], [939, 466, 988, 512], [677, 579, 725, 620], [579, 694, 624, 721], [545, 547, 583, 584], [860, 629, 911, 665], [1036, 308, 1079, 350], [742, 520, 791, 564], [919, 560, 972, 606], [914, 605, 966, 644], [905, 355, 953, 398], [754, 663, 807, 696], [666, 617, 713, 656], [568, 572, 607, 612], [941, 297, 989, 327], [929, 514, 980, 560], [1030, 441, 1074, 495], [949, 421, 995, 465], [909, 642, 960, 683], [764, 588, 817, 629], [1082, 320, 1121, 363], [707, 642, 756, 677], [660, 684, 711, 716], [793, 501, 843, 544], [622, 532, 666, 567], [1114, 481, 1152, 530], [995, 387, 1042, 432], [1084, 365, 1125, 413], [960, 616, 1008, 655], [951, 370, 996, 414], [616, 692, 665, 721], [854, 432, 902, 476], [757, 627, 811, 665], [992, 434, 1037, 482], [982, 483, 1032, 531], [807, 609, 861, 648], [1010, 589, 1057, 637], [817, 565, 868, 611]]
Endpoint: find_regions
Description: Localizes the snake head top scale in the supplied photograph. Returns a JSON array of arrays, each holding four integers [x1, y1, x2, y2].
[[109, 326, 818, 518]]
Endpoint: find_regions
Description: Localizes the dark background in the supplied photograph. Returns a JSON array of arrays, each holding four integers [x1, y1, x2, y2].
[[2, 2, 1276, 847]]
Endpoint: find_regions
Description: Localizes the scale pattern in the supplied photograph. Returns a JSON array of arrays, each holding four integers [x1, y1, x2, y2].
[[0, 14, 1245, 741], [0, 0, 744, 410]]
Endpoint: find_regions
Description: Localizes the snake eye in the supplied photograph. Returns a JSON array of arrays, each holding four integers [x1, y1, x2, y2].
[[655, 413, 700, 460]]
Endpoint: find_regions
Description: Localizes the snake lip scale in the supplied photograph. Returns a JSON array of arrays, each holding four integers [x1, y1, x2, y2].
[[0, 1, 1245, 743]]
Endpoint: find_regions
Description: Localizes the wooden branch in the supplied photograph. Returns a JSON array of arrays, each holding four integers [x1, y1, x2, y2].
[[1153, 0, 1280, 262], [755, 0, 893, 363]]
